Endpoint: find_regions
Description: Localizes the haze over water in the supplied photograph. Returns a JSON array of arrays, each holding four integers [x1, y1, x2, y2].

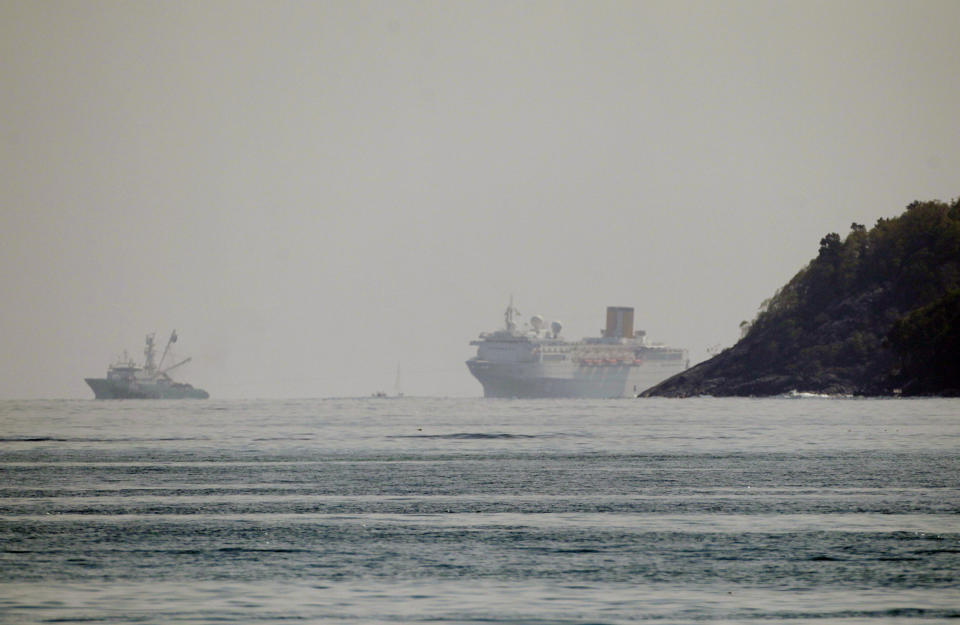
[[2, 397, 958, 623], [3, 1, 960, 399]]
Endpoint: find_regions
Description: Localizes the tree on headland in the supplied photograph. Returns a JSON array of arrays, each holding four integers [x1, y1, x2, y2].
[[643, 197, 960, 397], [887, 289, 960, 394]]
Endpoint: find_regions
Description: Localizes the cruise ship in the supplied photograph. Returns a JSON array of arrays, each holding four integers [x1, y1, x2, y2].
[[466, 302, 687, 398]]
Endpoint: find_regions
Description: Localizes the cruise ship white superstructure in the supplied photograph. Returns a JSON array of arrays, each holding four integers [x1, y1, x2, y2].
[[466, 302, 688, 398]]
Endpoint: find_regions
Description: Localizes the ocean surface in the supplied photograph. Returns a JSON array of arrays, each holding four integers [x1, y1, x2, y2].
[[0, 396, 958, 624]]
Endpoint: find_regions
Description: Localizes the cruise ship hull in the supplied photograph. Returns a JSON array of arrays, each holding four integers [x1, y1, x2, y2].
[[85, 378, 209, 399], [466, 359, 685, 399]]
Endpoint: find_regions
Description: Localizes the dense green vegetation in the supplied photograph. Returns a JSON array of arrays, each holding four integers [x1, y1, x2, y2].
[[887, 289, 960, 395], [644, 198, 960, 396]]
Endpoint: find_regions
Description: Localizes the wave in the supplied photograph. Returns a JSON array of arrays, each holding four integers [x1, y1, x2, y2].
[[0, 436, 211, 443], [388, 432, 566, 440]]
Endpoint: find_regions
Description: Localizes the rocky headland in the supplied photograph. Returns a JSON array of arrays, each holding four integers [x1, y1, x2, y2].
[[642, 198, 960, 397]]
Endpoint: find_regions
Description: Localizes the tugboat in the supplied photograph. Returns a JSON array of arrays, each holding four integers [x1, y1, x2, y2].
[[85, 331, 209, 399]]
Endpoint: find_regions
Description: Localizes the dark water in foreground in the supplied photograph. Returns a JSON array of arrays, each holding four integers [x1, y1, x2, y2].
[[0, 397, 958, 624]]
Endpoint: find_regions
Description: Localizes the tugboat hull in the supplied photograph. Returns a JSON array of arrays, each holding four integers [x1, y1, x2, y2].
[[85, 378, 209, 399]]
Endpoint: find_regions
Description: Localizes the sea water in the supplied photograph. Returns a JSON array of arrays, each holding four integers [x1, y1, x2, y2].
[[0, 397, 957, 624]]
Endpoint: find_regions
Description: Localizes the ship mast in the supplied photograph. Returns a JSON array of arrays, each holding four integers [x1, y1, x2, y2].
[[394, 362, 403, 397], [156, 330, 178, 373], [144, 333, 157, 374], [159, 356, 192, 379], [504, 296, 520, 333]]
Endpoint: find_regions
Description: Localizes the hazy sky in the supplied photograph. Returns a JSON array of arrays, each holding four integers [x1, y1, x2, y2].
[[2, 0, 958, 399]]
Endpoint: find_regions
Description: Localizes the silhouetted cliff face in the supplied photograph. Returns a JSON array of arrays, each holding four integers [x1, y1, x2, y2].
[[643, 198, 960, 397]]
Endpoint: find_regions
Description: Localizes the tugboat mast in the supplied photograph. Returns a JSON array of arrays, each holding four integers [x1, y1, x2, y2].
[[144, 333, 157, 374], [156, 330, 178, 373]]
